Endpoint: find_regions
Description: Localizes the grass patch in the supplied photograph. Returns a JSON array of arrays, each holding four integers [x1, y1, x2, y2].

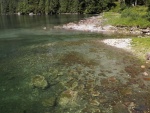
[[131, 37, 150, 59], [103, 6, 150, 28]]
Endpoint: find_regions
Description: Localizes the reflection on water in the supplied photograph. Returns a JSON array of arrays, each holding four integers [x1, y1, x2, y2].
[[0, 14, 90, 29], [0, 15, 150, 113]]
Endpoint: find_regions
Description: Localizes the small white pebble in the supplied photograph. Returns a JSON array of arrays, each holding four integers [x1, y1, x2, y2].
[[143, 72, 149, 76], [141, 65, 145, 69]]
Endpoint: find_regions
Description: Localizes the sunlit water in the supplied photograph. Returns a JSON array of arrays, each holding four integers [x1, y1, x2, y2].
[[0, 15, 150, 113]]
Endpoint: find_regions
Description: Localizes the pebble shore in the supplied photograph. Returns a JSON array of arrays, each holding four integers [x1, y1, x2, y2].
[[102, 38, 132, 51], [60, 15, 134, 51]]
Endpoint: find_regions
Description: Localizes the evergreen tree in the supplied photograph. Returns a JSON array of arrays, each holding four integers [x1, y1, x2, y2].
[[69, 0, 79, 13], [38, 0, 45, 14], [78, 0, 86, 14], [59, 0, 69, 13], [45, 0, 50, 14], [0, 0, 124, 15], [0, 0, 9, 14], [17, 0, 28, 13], [49, 0, 59, 14]]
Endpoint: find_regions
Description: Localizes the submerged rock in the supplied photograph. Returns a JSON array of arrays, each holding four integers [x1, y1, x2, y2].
[[141, 65, 146, 69], [42, 97, 56, 107], [31, 75, 48, 89], [89, 99, 100, 106], [113, 103, 129, 113], [58, 90, 78, 107]]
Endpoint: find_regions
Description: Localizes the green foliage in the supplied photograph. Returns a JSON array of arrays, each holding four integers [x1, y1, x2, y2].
[[132, 38, 150, 48], [110, 2, 120, 12], [132, 37, 150, 59], [38, 0, 45, 14], [121, 8, 139, 20], [146, 11, 150, 20], [59, 0, 69, 13], [104, 9, 150, 28], [121, 6, 147, 19], [45, 0, 50, 14], [49, 0, 59, 14], [0, 0, 116, 14], [104, 6, 150, 28], [69, 0, 79, 13]]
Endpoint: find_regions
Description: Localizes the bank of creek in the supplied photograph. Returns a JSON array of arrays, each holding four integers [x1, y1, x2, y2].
[[0, 14, 150, 113]]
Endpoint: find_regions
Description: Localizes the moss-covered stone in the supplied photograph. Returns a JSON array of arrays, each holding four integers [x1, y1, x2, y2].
[[58, 90, 78, 107], [31, 75, 48, 89], [42, 97, 56, 107]]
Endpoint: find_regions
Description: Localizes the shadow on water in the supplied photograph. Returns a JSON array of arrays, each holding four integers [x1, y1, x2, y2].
[[0, 15, 150, 113]]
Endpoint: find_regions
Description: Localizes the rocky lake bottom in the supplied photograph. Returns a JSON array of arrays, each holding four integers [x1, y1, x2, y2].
[[1, 36, 150, 113], [1, 14, 150, 113]]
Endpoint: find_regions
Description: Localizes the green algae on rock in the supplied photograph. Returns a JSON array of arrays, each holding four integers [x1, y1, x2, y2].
[[58, 90, 78, 107], [59, 51, 97, 67], [31, 75, 48, 89], [42, 97, 56, 107]]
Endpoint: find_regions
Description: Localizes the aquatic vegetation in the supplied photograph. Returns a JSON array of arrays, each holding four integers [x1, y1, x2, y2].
[[2, 33, 150, 113], [89, 47, 98, 52], [89, 99, 100, 106], [58, 90, 78, 107], [59, 51, 97, 67], [31, 75, 48, 89], [42, 97, 56, 107], [125, 65, 142, 77]]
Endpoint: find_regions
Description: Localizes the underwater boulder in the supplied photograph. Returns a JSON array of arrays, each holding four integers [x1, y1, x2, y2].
[[31, 75, 48, 89], [58, 90, 78, 107], [42, 97, 56, 107]]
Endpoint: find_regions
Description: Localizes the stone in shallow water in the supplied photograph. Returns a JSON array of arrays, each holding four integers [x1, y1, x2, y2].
[[113, 103, 129, 113], [143, 77, 150, 81], [143, 72, 148, 76], [120, 88, 132, 95], [91, 91, 100, 97], [42, 97, 56, 107], [58, 90, 78, 107], [31, 75, 48, 89], [89, 99, 100, 106]]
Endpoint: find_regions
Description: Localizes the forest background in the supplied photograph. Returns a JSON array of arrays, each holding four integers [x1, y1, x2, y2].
[[1, 0, 150, 15]]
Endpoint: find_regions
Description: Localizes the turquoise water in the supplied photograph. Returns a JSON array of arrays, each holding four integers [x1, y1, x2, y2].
[[0, 15, 150, 113]]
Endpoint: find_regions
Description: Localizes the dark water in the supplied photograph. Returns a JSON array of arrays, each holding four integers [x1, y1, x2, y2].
[[0, 15, 150, 113]]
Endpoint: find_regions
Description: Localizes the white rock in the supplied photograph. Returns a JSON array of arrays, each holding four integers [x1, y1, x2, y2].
[[101, 38, 132, 51]]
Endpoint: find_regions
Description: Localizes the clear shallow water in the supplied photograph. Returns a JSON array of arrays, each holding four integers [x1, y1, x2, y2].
[[0, 14, 104, 113], [0, 15, 150, 113]]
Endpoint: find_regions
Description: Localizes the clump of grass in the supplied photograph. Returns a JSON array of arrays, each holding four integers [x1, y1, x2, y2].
[[103, 12, 121, 25], [121, 6, 147, 18], [132, 37, 150, 49]]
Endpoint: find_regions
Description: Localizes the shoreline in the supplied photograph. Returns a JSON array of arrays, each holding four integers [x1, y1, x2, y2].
[[60, 14, 150, 36], [54, 14, 149, 58], [61, 15, 118, 35], [55, 15, 134, 51]]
